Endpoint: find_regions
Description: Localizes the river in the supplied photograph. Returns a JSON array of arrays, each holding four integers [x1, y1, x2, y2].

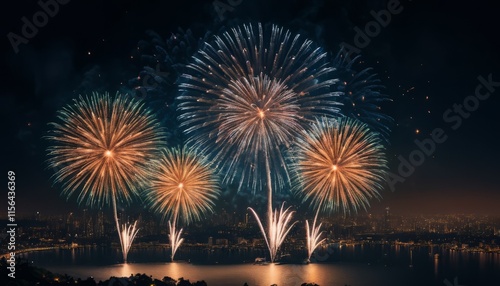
[[20, 244, 500, 285]]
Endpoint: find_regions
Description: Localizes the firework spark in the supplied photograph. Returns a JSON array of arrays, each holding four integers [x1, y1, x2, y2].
[[145, 146, 219, 260], [248, 203, 297, 263], [47, 92, 164, 262], [168, 221, 184, 262], [292, 117, 387, 214], [306, 209, 325, 261], [118, 220, 139, 263]]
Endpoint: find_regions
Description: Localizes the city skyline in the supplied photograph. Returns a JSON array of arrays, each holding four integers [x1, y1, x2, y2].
[[4, 208, 500, 240], [4, 208, 500, 256]]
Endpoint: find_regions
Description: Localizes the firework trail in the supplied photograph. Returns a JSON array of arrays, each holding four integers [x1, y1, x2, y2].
[[46, 92, 164, 262], [145, 146, 219, 260], [305, 209, 325, 261], [291, 117, 387, 215], [168, 221, 184, 261], [248, 203, 297, 262], [332, 48, 393, 142], [118, 220, 139, 262], [177, 22, 340, 261]]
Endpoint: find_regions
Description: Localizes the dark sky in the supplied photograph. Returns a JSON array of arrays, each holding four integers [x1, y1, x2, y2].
[[1, 0, 499, 217]]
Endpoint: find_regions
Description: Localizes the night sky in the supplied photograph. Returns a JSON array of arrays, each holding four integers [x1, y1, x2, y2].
[[2, 0, 499, 217]]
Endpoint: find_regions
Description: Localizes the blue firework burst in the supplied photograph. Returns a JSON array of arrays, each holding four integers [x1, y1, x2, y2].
[[332, 48, 393, 142], [177, 22, 342, 195], [127, 28, 212, 146]]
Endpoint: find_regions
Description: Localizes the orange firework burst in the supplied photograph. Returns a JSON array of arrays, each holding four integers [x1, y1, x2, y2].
[[292, 117, 387, 214], [146, 147, 220, 225], [46, 92, 164, 207]]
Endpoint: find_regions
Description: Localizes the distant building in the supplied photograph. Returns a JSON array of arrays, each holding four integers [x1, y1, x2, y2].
[[384, 207, 391, 232], [95, 211, 105, 238], [216, 238, 229, 246], [252, 238, 265, 247], [237, 237, 248, 245]]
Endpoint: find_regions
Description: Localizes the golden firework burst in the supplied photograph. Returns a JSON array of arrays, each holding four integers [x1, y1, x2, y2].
[[46, 92, 164, 207], [292, 117, 387, 214], [146, 146, 220, 225]]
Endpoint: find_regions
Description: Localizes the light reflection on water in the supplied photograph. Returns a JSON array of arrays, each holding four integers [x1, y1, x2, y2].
[[434, 254, 439, 275], [118, 263, 132, 278], [36, 262, 411, 286], [20, 245, 500, 286], [71, 248, 76, 264]]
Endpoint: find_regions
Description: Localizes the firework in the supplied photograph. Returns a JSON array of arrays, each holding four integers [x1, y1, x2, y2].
[[292, 117, 387, 214], [168, 221, 184, 261], [332, 48, 393, 141], [178, 22, 341, 194], [118, 220, 139, 262], [145, 146, 219, 260], [47, 92, 164, 262], [146, 146, 219, 224], [47, 92, 164, 207], [305, 209, 325, 261], [248, 203, 297, 263]]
